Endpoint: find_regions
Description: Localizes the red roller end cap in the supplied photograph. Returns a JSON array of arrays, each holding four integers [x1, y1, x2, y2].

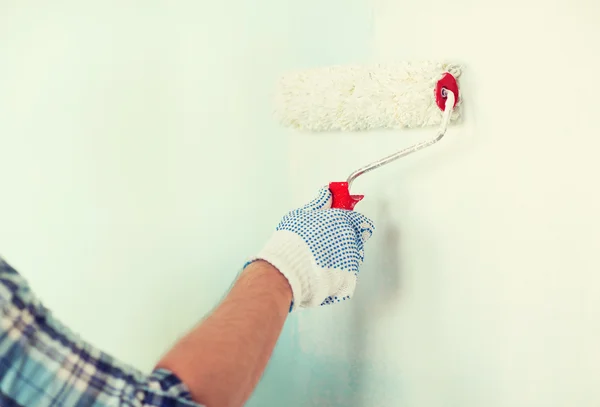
[[329, 182, 364, 210], [435, 72, 459, 111]]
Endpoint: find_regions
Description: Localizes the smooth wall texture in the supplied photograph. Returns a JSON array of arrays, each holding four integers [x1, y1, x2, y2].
[[2, 1, 600, 407], [0, 1, 373, 406], [0, 0, 301, 373], [289, 0, 600, 406]]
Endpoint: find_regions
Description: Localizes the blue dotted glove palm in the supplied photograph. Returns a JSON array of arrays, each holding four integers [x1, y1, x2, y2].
[[253, 187, 375, 311]]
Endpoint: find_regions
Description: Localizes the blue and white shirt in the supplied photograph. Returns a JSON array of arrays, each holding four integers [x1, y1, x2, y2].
[[0, 257, 202, 407]]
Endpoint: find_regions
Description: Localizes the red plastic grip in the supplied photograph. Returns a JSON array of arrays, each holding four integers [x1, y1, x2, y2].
[[329, 182, 364, 210], [434, 72, 459, 111]]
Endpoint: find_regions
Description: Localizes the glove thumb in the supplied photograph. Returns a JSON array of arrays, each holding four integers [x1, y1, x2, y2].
[[300, 186, 332, 211]]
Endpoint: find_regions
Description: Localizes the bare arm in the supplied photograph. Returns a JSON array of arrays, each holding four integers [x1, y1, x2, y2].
[[156, 260, 292, 407]]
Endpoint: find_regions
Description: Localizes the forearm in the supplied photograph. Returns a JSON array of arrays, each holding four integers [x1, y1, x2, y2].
[[156, 260, 292, 407]]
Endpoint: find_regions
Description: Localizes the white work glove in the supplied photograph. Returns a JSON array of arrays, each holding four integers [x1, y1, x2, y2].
[[251, 187, 375, 311]]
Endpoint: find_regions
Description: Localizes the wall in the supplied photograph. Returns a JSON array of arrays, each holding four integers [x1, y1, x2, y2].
[[288, 0, 600, 406], [0, 1, 371, 406], [1, 1, 599, 407], [0, 0, 297, 373]]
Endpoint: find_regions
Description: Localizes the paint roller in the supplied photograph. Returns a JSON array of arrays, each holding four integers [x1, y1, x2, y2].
[[275, 61, 462, 209]]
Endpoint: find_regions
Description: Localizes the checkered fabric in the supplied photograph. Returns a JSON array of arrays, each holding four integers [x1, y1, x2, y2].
[[0, 257, 202, 407]]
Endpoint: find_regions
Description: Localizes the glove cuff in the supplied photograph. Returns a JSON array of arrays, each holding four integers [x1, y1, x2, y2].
[[251, 230, 326, 311]]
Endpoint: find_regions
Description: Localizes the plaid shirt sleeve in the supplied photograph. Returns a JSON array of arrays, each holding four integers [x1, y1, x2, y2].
[[0, 257, 204, 407]]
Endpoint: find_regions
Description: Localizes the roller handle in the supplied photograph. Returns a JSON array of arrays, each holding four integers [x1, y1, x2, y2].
[[329, 182, 364, 210]]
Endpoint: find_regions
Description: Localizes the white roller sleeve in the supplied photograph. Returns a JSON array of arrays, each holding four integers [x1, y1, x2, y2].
[[274, 61, 462, 131]]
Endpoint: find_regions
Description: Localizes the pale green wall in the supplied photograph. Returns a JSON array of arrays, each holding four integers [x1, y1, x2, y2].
[[4, 1, 600, 407], [0, 1, 371, 406]]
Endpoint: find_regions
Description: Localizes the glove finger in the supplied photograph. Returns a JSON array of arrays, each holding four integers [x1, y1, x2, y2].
[[301, 186, 332, 211], [345, 211, 375, 243]]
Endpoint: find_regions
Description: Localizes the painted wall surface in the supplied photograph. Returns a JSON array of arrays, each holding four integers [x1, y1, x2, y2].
[[2, 1, 600, 407], [288, 0, 600, 406], [0, 1, 371, 406], [0, 0, 302, 376]]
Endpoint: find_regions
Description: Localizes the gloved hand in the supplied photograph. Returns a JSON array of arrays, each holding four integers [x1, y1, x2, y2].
[[251, 187, 375, 311]]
